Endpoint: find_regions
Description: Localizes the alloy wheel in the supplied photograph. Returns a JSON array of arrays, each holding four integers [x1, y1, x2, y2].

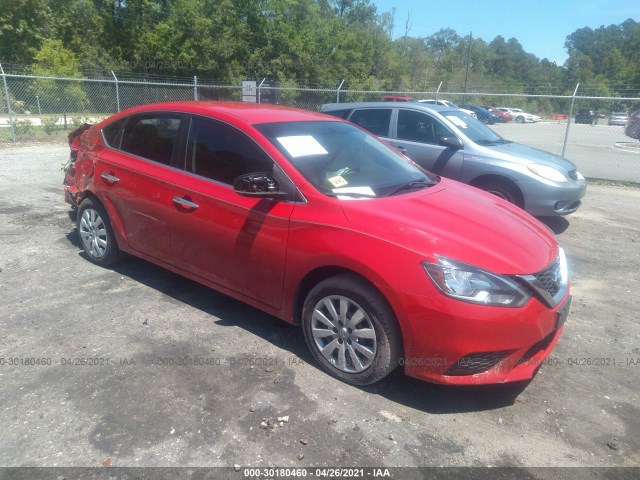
[[310, 295, 377, 373], [79, 208, 108, 259]]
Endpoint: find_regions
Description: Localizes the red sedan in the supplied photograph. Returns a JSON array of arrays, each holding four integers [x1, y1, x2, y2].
[[484, 106, 513, 123], [64, 102, 570, 386]]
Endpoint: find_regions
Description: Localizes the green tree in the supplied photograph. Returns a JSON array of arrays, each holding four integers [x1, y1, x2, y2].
[[30, 39, 89, 113], [0, 0, 53, 64]]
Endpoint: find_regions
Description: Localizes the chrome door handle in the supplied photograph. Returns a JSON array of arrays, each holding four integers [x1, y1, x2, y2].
[[395, 146, 407, 153], [173, 196, 199, 209], [100, 172, 119, 183]]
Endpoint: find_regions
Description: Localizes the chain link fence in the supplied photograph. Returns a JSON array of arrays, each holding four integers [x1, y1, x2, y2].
[[1, 67, 639, 182]]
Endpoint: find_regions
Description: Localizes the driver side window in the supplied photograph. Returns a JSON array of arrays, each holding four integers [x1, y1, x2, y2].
[[397, 110, 452, 145], [185, 117, 274, 185]]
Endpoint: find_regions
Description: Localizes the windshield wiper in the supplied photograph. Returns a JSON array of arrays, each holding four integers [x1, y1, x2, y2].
[[385, 180, 433, 197]]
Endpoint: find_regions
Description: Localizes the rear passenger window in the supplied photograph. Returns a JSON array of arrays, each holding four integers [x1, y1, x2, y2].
[[120, 114, 182, 165], [348, 109, 392, 137], [102, 118, 126, 148], [186, 117, 274, 185]]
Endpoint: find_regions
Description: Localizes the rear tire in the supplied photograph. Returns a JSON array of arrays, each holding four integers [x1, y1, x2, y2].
[[516, 116, 525, 124], [302, 274, 402, 385], [77, 198, 122, 266]]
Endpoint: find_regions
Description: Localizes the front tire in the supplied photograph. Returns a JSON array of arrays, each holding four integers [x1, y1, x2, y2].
[[516, 116, 525, 124], [476, 180, 524, 209], [302, 274, 401, 385], [77, 198, 122, 265]]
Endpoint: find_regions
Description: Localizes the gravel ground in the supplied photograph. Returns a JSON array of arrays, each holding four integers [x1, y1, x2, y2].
[[0, 144, 639, 476]]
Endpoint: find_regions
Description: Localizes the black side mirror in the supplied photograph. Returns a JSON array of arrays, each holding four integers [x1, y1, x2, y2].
[[439, 136, 463, 149], [233, 173, 287, 198]]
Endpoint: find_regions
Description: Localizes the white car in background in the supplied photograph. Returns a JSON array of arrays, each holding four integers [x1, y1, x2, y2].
[[495, 107, 541, 124], [420, 99, 477, 119]]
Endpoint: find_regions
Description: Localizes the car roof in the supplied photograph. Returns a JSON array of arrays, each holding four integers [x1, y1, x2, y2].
[[106, 101, 337, 125], [321, 101, 451, 113]]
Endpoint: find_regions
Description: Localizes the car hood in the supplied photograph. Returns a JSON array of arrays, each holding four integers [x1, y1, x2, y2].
[[480, 142, 577, 172], [339, 179, 557, 275]]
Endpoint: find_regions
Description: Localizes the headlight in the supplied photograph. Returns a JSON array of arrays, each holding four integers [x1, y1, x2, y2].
[[527, 164, 568, 183], [576, 171, 585, 180], [423, 257, 530, 307]]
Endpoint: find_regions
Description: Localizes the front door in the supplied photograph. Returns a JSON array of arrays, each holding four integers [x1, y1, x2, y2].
[[392, 109, 464, 179], [169, 116, 296, 310]]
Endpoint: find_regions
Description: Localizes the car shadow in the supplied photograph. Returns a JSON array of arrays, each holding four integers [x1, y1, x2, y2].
[[65, 226, 531, 414], [536, 215, 570, 235]]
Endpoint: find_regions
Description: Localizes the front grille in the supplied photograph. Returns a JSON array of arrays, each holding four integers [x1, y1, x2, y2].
[[568, 169, 578, 180], [534, 258, 561, 297], [444, 350, 514, 376]]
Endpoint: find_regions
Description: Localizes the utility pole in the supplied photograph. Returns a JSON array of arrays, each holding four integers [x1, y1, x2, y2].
[[462, 32, 472, 104]]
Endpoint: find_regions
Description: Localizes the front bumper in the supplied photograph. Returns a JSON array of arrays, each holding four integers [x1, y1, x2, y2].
[[391, 288, 570, 385], [519, 178, 587, 216]]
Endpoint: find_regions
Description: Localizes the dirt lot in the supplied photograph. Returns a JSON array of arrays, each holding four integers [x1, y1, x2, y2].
[[0, 144, 639, 475]]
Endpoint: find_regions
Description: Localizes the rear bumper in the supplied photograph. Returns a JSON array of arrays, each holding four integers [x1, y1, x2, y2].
[[64, 185, 81, 208]]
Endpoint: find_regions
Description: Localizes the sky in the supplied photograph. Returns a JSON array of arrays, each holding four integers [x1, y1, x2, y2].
[[373, 0, 639, 65]]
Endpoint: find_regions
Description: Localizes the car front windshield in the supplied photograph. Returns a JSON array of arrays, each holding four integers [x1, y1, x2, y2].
[[442, 110, 506, 144], [255, 121, 438, 198]]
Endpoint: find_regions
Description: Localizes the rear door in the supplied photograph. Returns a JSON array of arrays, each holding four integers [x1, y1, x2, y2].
[[168, 115, 297, 310], [95, 113, 184, 261]]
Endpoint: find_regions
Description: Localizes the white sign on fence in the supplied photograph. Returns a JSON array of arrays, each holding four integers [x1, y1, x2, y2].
[[242, 81, 257, 103]]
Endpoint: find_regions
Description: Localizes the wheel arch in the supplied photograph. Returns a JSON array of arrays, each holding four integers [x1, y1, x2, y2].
[[470, 174, 525, 208], [291, 266, 399, 334], [78, 190, 128, 251]]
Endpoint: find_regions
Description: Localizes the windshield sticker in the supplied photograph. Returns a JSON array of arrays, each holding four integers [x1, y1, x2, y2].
[[328, 175, 349, 188], [333, 187, 376, 200], [332, 186, 375, 197], [446, 116, 468, 129], [276, 135, 328, 158]]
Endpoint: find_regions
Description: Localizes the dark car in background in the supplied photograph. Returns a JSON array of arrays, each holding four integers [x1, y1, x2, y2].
[[459, 105, 500, 125], [575, 109, 595, 124], [625, 109, 640, 140]]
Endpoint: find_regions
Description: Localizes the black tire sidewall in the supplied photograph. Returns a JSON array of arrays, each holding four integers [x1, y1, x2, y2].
[[302, 275, 401, 385], [478, 181, 522, 208]]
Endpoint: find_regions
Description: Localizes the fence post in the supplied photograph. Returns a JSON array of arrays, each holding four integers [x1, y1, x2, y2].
[[0, 63, 16, 143], [336, 79, 345, 103], [111, 70, 121, 112], [562, 83, 579, 158], [435, 81, 443, 101], [257, 78, 266, 104], [194, 76, 198, 100]]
